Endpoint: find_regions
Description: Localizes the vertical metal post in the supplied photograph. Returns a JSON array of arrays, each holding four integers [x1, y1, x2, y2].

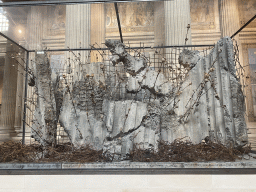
[[114, 2, 123, 43], [22, 51, 29, 145]]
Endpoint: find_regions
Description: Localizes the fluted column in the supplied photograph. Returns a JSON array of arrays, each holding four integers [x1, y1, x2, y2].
[[0, 41, 18, 141], [164, 0, 191, 46], [163, 0, 191, 80], [90, 3, 105, 62], [27, 7, 44, 51], [65, 4, 91, 81], [153, 1, 165, 66], [219, 0, 240, 38], [154, 2, 165, 47], [13, 56, 25, 138]]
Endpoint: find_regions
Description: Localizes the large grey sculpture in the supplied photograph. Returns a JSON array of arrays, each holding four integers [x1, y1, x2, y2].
[[31, 37, 248, 158]]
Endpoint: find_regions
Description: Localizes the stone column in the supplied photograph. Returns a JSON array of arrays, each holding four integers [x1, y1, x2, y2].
[[13, 55, 25, 139], [219, 0, 254, 121], [90, 3, 105, 62], [65, 4, 91, 81], [0, 41, 18, 141], [164, 0, 191, 46], [27, 7, 44, 51], [153, 1, 165, 67], [154, 2, 165, 47], [219, 0, 240, 38], [163, 0, 191, 82]]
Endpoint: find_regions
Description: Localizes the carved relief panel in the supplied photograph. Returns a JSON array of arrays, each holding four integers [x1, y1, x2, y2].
[[105, 2, 154, 33], [46, 5, 66, 36], [239, 0, 256, 28], [190, 0, 216, 30]]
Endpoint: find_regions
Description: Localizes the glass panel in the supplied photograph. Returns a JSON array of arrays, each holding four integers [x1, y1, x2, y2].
[[0, 0, 254, 51], [0, 0, 221, 52], [239, 0, 256, 28], [0, 7, 9, 32], [0, 34, 26, 140], [235, 0, 256, 125], [0, 0, 252, 142], [249, 49, 256, 117], [249, 48, 256, 65]]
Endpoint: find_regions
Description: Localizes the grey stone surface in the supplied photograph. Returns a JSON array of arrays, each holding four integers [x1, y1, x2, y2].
[[102, 100, 148, 159], [105, 39, 146, 75], [1, 160, 256, 170], [32, 53, 57, 146], [1, 160, 253, 170], [224, 37, 248, 146], [0, 163, 61, 169], [59, 78, 106, 147], [123, 67, 173, 95], [126, 76, 141, 93], [62, 161, 256, 169], [178, 49, 201, 69]]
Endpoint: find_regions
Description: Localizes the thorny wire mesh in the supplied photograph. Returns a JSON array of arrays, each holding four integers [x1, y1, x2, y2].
[[22, 45, 213, 145]]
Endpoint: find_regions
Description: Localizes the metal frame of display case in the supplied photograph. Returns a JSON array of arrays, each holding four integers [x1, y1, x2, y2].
[[0, 0, 256, 174]]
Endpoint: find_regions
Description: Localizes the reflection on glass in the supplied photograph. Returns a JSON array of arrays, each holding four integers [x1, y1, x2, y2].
[[0, 1, 9, 32]]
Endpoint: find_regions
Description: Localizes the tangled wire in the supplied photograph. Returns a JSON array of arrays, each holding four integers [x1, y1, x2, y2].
[[0, 139, 252, 163], [0, 141, 112, 163], [129, 139, 252, 162]]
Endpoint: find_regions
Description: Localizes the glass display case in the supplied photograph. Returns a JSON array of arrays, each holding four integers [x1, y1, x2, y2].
[[0, 0, 255, 156]]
